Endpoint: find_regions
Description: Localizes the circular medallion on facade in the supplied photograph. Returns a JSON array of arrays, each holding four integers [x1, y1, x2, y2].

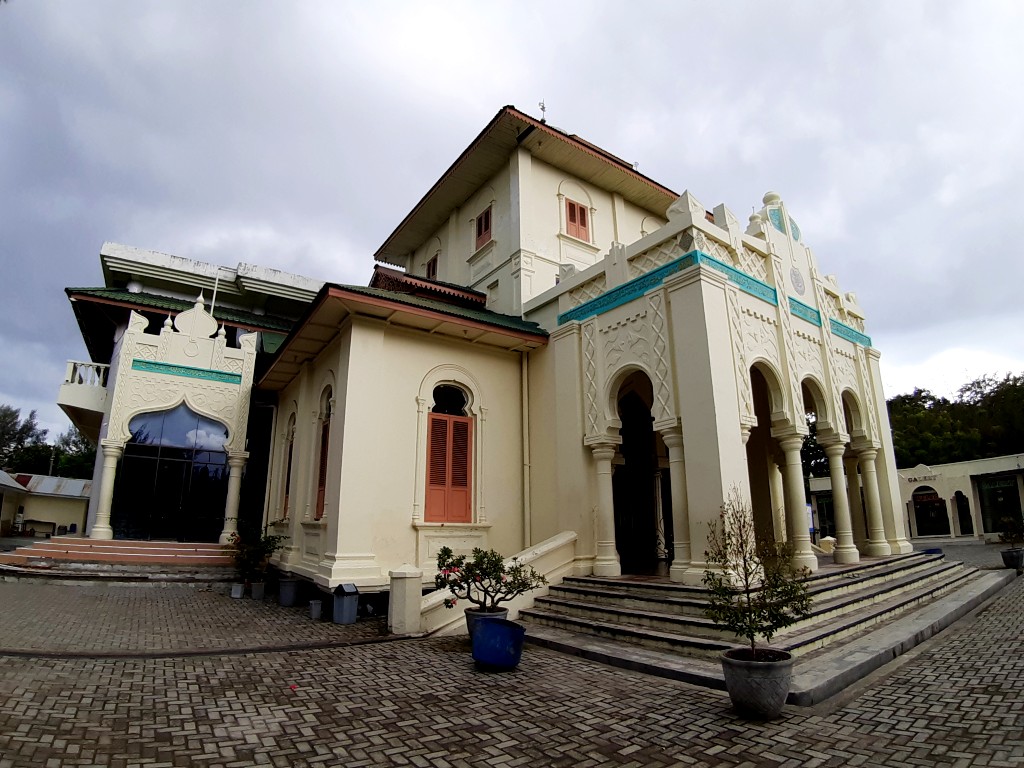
[[790, 266, 806, 295]]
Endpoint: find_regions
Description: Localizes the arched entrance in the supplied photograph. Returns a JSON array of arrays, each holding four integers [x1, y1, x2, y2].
[[911, 485, 950, 537], [111, 403, 229, 542], [612, 372, 672, 574], [745, 366, 784, 545]]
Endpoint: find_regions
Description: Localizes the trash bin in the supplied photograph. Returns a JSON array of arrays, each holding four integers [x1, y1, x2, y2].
[[332, 583, 359, 625], [278, 578, 300, 607]]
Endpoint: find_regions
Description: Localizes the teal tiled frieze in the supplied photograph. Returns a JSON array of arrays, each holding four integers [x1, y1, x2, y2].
[[829, 319, 872, 347], [789, 297, 822, 326], [557, 250, 778, 325], [131, 359, 243, 385]]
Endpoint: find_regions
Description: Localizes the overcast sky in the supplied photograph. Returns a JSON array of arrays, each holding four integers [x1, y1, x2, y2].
[[2, 1, 1022, 439]]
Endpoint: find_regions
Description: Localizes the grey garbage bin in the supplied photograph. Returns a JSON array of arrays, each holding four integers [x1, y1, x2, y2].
[[333, 583, 359, 624]]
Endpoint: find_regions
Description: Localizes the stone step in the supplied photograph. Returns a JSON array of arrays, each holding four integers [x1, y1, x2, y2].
[[545, 553, 952, 622], [521, 554, 980, 659], [48, 536, 226, 550]]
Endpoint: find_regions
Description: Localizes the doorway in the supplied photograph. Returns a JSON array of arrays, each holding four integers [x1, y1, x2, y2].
[[611, 372, 672, 575]]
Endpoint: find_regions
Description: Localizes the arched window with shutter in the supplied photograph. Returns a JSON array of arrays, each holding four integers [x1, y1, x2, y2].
[[425, 385, 473, 523], [314, 390, 332, 521]]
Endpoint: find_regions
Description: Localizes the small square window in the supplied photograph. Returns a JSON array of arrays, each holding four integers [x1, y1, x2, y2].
[[475, 206, 492, 251], [426, 255, 438, 280], [566, 199, 589, 242]]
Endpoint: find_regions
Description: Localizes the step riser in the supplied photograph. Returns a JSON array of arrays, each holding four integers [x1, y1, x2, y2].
[[47, 537, 226, 550], [538, 569, 965, 641], [549, 559, 958, 620], [522, 558, 979, 660]]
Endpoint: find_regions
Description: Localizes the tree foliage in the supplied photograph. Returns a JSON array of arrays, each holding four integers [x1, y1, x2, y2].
[[0, 405, 96, 478], [887, 374, 1024, 468], [702, 492, 812, 657], [0, 405, 48, 469]]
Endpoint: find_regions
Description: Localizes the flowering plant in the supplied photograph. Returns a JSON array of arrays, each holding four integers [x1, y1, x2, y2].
[[435, 546, 547, 612]]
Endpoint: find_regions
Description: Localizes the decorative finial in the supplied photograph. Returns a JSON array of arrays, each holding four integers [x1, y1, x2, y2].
[[538, 100, 546, 123]]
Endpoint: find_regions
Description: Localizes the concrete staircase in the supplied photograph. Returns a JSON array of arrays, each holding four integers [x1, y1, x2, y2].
[[0, 536, 235, 585], [520, 552, 984, 659]]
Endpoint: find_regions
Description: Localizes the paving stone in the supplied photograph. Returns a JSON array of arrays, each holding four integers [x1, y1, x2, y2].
[[0, 554, 1021, 766]]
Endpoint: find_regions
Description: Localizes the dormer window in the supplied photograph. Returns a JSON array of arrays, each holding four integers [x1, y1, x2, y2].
[[426, 255, 438, 280], [566, 199, 589, 242], [475, 206, 492, 251]]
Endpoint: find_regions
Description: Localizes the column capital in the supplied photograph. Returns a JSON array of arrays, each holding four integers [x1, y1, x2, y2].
[[660, 426, 683, 449], [820, 440, 848, 459], [777, 434, 804, 454], [100, 441, 124, 459], [590, 443, 618, 462]]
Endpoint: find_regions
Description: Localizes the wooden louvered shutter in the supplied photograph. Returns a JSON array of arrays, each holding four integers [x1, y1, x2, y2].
[[448, 417, 472, 522], [425, 413, 473, 523], [425, 414, 449, 522], [315, 420, 330, 520]]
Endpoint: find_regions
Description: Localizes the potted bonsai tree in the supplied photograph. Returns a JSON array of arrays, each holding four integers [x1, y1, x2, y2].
[[702, 492, 812, 719], [228, 530, 285, 600], [435, 546, 546, 669], [998, 515, 1024, 572]]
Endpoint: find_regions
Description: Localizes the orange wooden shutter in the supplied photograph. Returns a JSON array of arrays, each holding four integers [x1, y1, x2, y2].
[[425, 414, 449, 522], [577, 205, 588, 242], [425, 413, 473, 523], [448, 417, 472, 522]]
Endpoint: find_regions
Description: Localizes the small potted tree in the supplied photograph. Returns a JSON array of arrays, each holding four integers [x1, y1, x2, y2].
[[228, 530, 285, 600], [702, 492, 812, 719], [998, 515, 1024, 572], [435, 546, 547, 669]]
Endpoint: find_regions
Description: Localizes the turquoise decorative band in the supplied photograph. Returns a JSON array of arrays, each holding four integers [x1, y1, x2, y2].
[[789, 298, 822, 327], [829, 319, 872, 347], [558, 250, 777, 325], [132, 359, 242, 384]]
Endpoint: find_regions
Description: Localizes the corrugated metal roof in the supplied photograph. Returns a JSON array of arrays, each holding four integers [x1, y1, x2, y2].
[[0, 470, 26, 493], [65, 288, 296, 332], [21, 475, 92, 499], [338, 284, 549, 337]]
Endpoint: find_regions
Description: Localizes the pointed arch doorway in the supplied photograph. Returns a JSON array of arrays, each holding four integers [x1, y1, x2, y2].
[[612, 371, 673, 575], [110, 403, 230, 542]]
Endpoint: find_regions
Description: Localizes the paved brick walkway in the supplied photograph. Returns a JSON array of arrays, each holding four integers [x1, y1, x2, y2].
[[0, 584, 388, 656], [0, 563, 1020, 766]]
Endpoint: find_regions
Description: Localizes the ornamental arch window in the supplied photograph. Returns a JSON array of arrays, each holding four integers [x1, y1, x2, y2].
[[425, 384, 473, 523], [314, 388, 333, 521]]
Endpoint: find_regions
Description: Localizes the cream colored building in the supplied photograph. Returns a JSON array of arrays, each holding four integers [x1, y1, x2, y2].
[[60, 106, 912, 592], [0, 471, 90, 537]]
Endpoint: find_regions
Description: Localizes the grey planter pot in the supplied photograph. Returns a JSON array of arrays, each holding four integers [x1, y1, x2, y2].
[[464, 607, 509, 639], [720, 648, 794, 719], [230, 583, 244, 599], [1000, 548, 1024, 570], [278, 578, 300, 607], [250, 582, 266, 601], [309, 599, 322, 621]]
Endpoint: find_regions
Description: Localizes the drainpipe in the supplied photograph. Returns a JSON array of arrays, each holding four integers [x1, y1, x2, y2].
[[521, 350, 531, 549]]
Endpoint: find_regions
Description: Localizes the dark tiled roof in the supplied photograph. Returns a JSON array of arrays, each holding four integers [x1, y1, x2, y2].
[[65, 288, 296, 332], [335, 284, 548, 338]]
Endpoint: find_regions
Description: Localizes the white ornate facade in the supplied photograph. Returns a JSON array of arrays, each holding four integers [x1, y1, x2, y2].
[[90, 297, 258, 543]]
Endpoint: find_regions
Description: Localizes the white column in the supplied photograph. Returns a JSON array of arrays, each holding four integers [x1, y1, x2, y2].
[[858, 448, 891, 556], [219, 451, 249, 544], [822, 442, 860, 564], [591, 444, 621, 577], [845, 455, 867, 546], [769, 459, 787, 543], [777, 436, 818, 572], [89, 440, 122, 540], [662, 428, 691, 582]]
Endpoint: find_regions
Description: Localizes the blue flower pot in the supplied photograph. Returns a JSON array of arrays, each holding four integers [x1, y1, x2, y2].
[[471, 617, 526, 672]]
